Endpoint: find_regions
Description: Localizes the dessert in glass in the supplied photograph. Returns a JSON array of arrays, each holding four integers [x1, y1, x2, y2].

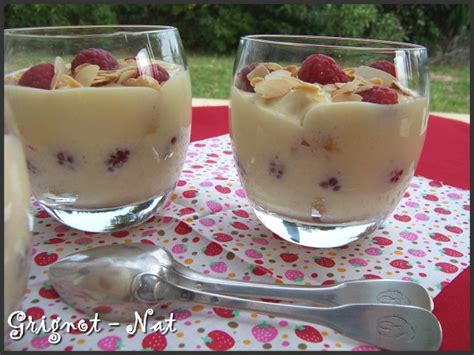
[[4, 26, 192, 232], [4, 109, 33, 326], [230, 36, 429, 248]]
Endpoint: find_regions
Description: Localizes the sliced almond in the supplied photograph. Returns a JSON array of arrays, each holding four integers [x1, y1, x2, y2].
[[353, 66, 396, 87], [391, 80, 414, 97], [250, 76, 264, 87], [333, 79, 361, 95], [322, 84, 338, 93], [247, 64, 270, 81], [264, 62, 283, 72], [332, 93, 363, 102], [283, 64, 299, 77], [254, 78, 292, 99], [74, 64, 100, 87], [118, 68, 138, 84], [51, 56, 66, 90], [62, 75, 83, 88], [92, 72, 119, 86], [122, 75, 161, 91], [265, 69, 292, 80], [370, 77, 383, 86], [4, 75, 18, 85]]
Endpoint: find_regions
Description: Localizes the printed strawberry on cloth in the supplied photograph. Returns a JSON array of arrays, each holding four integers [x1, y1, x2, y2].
[[6, 134, 469, 351]]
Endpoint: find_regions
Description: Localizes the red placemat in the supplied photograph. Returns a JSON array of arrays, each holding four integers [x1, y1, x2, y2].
[[191, 106, 470, 351]]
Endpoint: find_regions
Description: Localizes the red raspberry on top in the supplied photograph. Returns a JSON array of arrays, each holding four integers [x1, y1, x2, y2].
[[18, 63, 55, 90], [298, 54, 349, 85], [235, 63, 258, 92], [369, 60, 397, 77], [71, 48, 119, 73], [358, 86, 399, 105], [137, 63, 170, 84]]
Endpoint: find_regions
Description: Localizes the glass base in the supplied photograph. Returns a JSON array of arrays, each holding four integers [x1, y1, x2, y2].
[[40, 192, 171, 233], [253, 207, 382, 248]]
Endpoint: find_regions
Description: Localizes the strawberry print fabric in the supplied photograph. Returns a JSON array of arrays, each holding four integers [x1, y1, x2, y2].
[[5, 134, 470, 351]]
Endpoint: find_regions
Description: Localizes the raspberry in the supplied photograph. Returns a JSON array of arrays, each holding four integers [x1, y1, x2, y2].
[[369, 60, 396, 77], [56, 151, 75, 170], [358, 86, 399, 105], [320, 177, 341, 191], [389, 169, 404, 183], [18, 63, 54, 90], [106, 149, 130, 172], [71, 48, 119, 73], [235, 63, 258, 92], [137, 63, 170, 84], [298, 54, 349, 85], [269, 157, 284, 179]]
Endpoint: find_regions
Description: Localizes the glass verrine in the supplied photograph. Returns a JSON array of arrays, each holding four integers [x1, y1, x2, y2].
[[229, 35, 429, 248], [5, 26, 192, 232], [4, 107, 33, 326]]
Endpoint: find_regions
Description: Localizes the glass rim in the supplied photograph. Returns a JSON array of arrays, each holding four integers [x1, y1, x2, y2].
[[241, 35, 427, 52], [4, 25, 178, 39]]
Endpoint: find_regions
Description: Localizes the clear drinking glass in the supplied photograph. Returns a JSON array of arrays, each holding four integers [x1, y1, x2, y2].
[[4, 26, 192, 232], [4, 107, 33, 326], [229, 35, 429, 248]]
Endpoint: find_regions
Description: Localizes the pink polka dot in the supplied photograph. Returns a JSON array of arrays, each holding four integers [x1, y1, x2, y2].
[[415, 213, 429, 221], [282, 341, 290, 346], [447, 193, 462, 200], [279, 320, 288, 327]]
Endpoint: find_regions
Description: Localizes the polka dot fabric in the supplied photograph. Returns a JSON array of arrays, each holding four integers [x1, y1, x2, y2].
[[6, 134, 469, 351]]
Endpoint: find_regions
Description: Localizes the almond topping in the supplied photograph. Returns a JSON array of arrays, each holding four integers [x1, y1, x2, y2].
[[74, 64, 100, 87]]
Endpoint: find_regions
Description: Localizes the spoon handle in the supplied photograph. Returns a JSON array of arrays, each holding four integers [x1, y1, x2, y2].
[[173, 282, 441, 351], [169, 265, 433, 310]]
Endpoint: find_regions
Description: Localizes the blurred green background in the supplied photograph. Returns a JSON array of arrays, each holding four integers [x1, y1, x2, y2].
[[5, 4, 470, 113]]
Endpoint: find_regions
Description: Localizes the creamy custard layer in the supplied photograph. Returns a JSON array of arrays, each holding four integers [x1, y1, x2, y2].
[[5, 70, 192, 208], [231, 87, 428, 223]]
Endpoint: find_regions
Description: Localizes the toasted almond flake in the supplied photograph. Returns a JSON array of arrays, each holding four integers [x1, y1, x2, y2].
[[92, 73, 119, 86], [355, 81, 374, 93], [353, 66, 396, 87], [254, 78, 292, 99], [370, 77, 383, 86], [264, 62, 283, 72], [4, 75, 18, 85], [283, 65, 299, 77], [247, 64, 270, 81], [62, 75, 82, 88], [391, 80, 414, 97], [74, 63, 92, 73], [322, 84, 338, 92], [250, 77, 264, 87], [265, 69, 292, 79], [332, 93, 363, 102], [118, 68, 138, 84], [118, 57, 137, 68], [74, 64, 100, 87], [122, 75, 161, 91], [51, 56, 66, 89], [333, 79, 361, 95]]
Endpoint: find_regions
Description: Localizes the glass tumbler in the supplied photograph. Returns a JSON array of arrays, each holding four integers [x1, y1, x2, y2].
[[4, 107, 33, 326], [5, 26, 192, 232], [229, 35, 429, 248]]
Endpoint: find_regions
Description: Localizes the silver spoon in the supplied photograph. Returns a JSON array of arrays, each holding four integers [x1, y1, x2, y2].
[[49, 243, 433, 310], [49, 244, 441, 351]]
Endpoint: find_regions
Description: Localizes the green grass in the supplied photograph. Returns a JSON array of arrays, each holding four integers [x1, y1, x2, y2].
[[429, 64, 470, 113], [187, 52, 470, 113], [187, 52, 235, 99]]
